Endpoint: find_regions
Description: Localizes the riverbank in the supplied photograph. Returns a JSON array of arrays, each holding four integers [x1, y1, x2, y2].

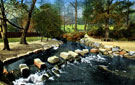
[[87, 36, 135, 51], [80, 34, 135, 59], [0, 39, 62, 61]]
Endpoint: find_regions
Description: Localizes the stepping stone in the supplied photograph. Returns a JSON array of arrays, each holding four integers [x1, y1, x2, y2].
[[104, 45, 113, 51], [99, 48, 107, 52], [82, 49, 89, 54], [34, 58, 46, 69], [93, 42, 100, 47], [19, 64, 30, 78], [128, 51, 135, 56], [112, 47, 120, 52], [90, 48, 99, 53], [68, 51, 78, 58], [60, 52, 72, 60], [75, 49, 85, 56], [47, 56, 60, 64], [120, 51, 127, 55], [3, 68, 8, 74]]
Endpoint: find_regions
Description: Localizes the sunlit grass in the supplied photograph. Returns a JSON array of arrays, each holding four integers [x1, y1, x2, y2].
[[0, 37, 41, 42], [61, 25, 85, 32]]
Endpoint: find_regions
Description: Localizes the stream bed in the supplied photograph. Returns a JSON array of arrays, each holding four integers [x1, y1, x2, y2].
[[4, 41, 135, 85]]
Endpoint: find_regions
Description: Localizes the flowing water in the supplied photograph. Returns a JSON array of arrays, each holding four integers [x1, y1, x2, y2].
[[4, 41, 135, 85]]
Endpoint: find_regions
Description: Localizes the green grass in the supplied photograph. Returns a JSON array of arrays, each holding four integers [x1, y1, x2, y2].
[[0, 37, 41, 42], [61, 25, 85, 32]]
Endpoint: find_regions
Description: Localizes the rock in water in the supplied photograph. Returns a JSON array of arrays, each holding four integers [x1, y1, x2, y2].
[[19, 64, 30, 78], [60, 52, 72, 60], [47, 56, 60, 64], [34, 58, 46, 69]]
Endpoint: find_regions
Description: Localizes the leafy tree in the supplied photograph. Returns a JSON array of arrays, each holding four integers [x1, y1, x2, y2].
[[33, 4, 63, 41]]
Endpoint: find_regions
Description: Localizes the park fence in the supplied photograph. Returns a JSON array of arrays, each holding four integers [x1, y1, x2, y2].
[[0, 32, 39, 38]]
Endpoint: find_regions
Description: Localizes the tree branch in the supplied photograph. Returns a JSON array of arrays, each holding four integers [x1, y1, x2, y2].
[[0, 17, 24, 30], [70, 2, 75, 8]]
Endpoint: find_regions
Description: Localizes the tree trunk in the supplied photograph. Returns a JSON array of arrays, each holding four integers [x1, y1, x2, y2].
[[20, 29, 28, 44], [63, 8, 66, 32], [104, 0, 111, 40], [0, 0, 10, 50], [105, 23, 109, 40], [41, 36, 43, 42], [126, 0, 129, 29], [46, 37, 48, 41], [84, 20, 87, 31], [20, 0, 36, 44], [74, 0, 78, 31]]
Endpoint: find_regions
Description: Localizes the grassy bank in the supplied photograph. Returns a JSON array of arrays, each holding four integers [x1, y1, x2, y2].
[[61, 25, 85, 32], [0, 37, 41, 42]]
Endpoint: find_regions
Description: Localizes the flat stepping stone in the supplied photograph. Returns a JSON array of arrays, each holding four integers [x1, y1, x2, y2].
[[68, 51, 78, 58], [34, 58, 46, 69], [90, 48, 99, 53], [47, 56, 60, 64], [82, 49, 89, 54], [60, 52, 72, 60], [75, 49, 85, 56]]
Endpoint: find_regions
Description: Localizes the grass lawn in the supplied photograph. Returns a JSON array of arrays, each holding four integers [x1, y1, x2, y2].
[[0, 37, 41, 42], [61, 25, 85, 32]]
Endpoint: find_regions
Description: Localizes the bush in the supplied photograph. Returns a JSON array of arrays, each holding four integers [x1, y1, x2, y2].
[[63, 32, 85, 41], [33, 4, 63, 39]]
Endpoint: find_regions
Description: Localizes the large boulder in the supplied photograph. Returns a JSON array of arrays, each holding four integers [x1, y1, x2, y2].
[[47, 56, 60, 64]]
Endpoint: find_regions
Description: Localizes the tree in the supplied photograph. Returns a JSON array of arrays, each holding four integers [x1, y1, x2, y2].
[[33, 4, 63, 41], [0, 0, 10, 50], [70, 0, 78, 31], [54, 0, 66, 31], [20, 0, 36, 44], [0, 0, 37, 45], [83, 0, 93, 31]]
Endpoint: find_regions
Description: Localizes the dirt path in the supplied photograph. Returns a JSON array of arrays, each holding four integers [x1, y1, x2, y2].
[[0, 40, 62, 61], [88, 37, 135, 51]]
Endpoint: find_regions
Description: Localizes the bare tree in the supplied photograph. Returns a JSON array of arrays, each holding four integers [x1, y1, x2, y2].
[[70, 0, 78, 31], [0, 0, 10, 50], [20, 0, 36, 44]]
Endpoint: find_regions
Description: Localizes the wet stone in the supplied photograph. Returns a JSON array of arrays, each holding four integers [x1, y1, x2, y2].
[[112, 47, 120, 52], [3, 68, 8, 75], [128, 51, 135, 56], [119, 51, 127, 55], [19, 64, 30, 78], [68, 51, 78, 58], [75, 49, 85, 56], [82, 49, 89, 54], [60, 52, 72, 60], [47, 56, 60, 64], [34, 58, 46, 69], [93, 42, 100, 48], [90, 48, 99, 53]]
